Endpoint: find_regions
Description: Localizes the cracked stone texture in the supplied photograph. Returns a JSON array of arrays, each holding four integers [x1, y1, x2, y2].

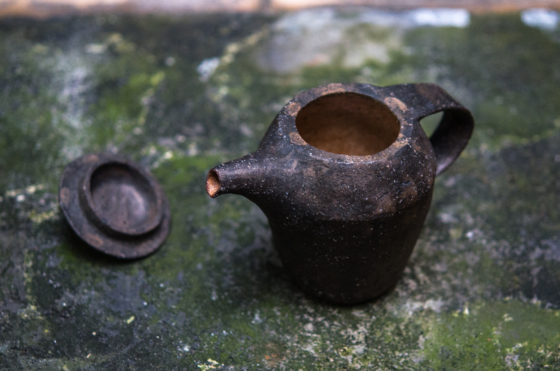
[[0, 7, 559, 369]]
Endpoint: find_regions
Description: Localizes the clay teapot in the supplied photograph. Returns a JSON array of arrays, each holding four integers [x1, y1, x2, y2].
[[206, 83, 474, 305]]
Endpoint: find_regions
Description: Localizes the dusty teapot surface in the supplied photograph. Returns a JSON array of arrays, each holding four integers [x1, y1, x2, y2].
[[206, 83, 474, 305]]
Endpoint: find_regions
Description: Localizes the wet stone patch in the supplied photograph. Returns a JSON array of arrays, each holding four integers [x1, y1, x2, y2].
[[0, 8, 559, 369]]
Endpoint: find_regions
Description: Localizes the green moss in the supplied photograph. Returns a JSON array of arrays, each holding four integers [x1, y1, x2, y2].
[[422, 301, 560, 370], [407, 14, 560, 150], [0, 35, 67, 191]]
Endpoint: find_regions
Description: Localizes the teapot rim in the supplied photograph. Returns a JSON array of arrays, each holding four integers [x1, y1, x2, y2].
[[274, 82, 417, 164]]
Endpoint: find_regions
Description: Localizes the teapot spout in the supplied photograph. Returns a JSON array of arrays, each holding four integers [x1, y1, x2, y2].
[[206, 154, 267, 199]]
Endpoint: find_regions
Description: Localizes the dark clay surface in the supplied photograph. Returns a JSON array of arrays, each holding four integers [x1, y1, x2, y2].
[[0, 8, 559, 369]]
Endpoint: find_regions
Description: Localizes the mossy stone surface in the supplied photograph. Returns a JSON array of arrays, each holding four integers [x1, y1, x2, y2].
[[0, 8, 559, 369]]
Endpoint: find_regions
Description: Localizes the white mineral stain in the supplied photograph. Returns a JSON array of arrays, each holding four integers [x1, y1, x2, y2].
[[5, 184, 45, 198], [409, 8, 470, 28], [85, 43, 106, 54], [165, 56, 176, 66], [50, 50, 94, 160], [254, 8, 470, 73], [403, 299, 445, 315], [521, 9, 559, 30], [251, 311, 263, 324], [188, 142, 199, 156], [30, 209, 58, 224], [197, 57, 220, 82], [197, 358, 223, 370]]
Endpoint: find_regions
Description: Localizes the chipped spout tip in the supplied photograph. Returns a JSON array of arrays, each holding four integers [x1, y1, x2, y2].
[[206, 169, 221, 198], [206, 154, 268, 199]]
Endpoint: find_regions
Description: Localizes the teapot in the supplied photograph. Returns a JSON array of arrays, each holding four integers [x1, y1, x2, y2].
[[206, 83, 474, 305]]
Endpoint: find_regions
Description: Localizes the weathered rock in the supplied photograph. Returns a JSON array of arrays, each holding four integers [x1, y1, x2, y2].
[[0, 9, 559, 369]]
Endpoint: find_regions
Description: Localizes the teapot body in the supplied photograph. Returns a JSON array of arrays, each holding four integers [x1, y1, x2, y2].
[[207, 83, 473, 304]]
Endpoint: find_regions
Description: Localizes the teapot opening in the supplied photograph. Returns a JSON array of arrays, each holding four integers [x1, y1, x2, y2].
[[295, 92, 400, 156]]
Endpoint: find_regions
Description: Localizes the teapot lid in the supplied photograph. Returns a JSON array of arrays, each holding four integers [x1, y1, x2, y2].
[[59, 153, 171, 259]]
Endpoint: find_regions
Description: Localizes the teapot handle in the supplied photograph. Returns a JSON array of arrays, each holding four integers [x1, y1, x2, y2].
[[388, 83, 474, 175]]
